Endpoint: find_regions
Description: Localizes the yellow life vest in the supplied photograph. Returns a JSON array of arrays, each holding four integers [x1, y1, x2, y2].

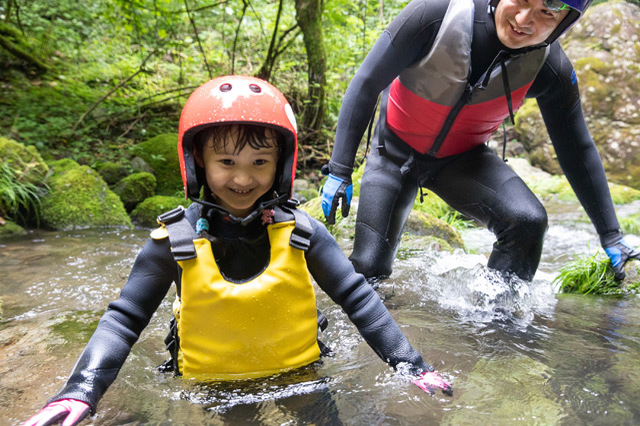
[[173, 219, 321, 381]]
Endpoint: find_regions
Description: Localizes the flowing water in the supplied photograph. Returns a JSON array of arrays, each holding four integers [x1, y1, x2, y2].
[[1, 200, 640, 425]]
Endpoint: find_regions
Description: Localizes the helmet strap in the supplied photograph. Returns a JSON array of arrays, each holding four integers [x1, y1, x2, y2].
[[193, 193, 289, 226]]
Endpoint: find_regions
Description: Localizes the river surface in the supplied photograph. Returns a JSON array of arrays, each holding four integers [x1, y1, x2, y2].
[[1, 200, 639, 425]]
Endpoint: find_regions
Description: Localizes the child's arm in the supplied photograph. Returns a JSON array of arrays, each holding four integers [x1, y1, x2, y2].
[[304, 216, 451, 395], [39, 236, 178, 415], [305, 215, 431, 371]]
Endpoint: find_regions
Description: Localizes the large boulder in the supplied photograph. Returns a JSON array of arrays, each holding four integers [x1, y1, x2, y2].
[[130, 133, 182, 196], [41, 159, 132, 230], [514, 1, 640, 190]]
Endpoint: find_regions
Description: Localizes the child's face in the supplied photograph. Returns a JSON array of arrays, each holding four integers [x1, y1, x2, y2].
[[198, 127, 279, 218]]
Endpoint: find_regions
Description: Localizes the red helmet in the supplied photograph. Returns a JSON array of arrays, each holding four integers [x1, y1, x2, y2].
[[178, 75, 298, 200]]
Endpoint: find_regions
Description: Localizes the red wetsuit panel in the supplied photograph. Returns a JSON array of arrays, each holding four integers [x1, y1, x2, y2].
[[386, 79, 533, 157]]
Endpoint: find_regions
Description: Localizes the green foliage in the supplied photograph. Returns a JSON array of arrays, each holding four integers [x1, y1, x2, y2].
[[0, 137, 49, 225], [412, 191, 476, 231], [554, 253, 634, 295], [619, 213, 640, 235], [0, 162, 46, 225]]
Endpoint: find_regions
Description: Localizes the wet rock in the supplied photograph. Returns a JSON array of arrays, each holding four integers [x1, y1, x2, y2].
[[514, 2, 640, 190]]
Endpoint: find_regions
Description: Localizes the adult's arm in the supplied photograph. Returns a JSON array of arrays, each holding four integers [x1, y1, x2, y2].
[[304, 213, 431, 373], [528, 43, 620, 243], [329, 0, 447, 177], [46, 236, 179, 414]]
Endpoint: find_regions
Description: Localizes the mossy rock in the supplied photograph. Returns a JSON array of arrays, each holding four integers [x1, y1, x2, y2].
[[94, 161, 129, 186], [299, 196, 356, 239], [404, 210, 465, 249], [0, 136, 49, 185], [113, 172, 157, 212], [0, 219, 28, 238], [130, 195, 189, 228], [130, 133, 182, 196], [41, 159, 132, 230]]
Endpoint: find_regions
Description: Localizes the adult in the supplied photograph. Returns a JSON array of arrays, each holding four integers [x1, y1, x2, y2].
[[321, 0, 639, 282]]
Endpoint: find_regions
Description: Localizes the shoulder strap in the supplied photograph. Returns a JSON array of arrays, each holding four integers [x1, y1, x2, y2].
[[275, 202, 313, 252], [156, 206, 198, 261]]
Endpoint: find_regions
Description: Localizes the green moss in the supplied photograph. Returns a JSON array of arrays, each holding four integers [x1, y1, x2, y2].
[[130, 133, 182, 196], [404, 210, 465, 249], [0, 219, 28, 238], [609, 182, 640, 204], [299, 196, 345, 237], [130, 195, 188, 228], [113, 172, 157, 211], [573, 57, 616, 117], [94, 161, 129, 186], [41, 159, 132, 230], [49, 311, 101, 346], [0, 137, 49, 185]]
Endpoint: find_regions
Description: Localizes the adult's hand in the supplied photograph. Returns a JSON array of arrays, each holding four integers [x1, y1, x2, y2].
[[23, 399, 90, 426], [321, 167, 353, 224], [604, 237, 640, 280]]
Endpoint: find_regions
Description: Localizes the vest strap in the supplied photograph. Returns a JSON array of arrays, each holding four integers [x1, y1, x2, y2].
[[289, 207, 313, 251], [157, 206, 198, 261]]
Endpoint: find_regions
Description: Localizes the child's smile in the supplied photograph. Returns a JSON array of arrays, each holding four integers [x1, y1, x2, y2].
[[198, 127, 279, 218]]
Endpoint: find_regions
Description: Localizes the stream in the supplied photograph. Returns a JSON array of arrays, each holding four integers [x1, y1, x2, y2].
[[1, 199, 639, 425]]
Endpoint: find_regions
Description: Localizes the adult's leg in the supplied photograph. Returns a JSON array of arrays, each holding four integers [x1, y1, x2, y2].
[[349, 127, 418, 279], [423, 146, 548, 281]]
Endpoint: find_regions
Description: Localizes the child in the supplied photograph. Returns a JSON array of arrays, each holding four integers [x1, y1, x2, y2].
[[24, 75, 451, 425]]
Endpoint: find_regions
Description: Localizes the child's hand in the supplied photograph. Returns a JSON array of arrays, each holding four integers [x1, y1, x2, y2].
[[412, 371, 453, 396], [23, 399, 90, 426]]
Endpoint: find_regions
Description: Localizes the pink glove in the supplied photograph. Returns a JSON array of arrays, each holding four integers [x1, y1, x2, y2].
[[23, 399, 90, 426], [412, 371, 453, 396]]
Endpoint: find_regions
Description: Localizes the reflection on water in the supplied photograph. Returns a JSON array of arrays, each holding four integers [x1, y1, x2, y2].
[[1, 206, 640, 424]]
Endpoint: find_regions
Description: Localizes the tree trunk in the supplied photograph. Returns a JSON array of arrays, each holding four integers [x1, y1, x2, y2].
[[294, 0, 326, 134]]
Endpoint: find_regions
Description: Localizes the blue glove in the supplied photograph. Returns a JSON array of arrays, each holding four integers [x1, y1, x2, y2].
[[321, 170, 352, 225], [604, 237, 640, 280]]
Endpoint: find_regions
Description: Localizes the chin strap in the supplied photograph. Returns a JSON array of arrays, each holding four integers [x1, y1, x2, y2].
[[193, 193, 290, 226]]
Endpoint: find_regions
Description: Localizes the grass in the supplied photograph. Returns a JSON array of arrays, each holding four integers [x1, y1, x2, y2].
[[0, 161, 48, 225], [554, 253, 626, 295]]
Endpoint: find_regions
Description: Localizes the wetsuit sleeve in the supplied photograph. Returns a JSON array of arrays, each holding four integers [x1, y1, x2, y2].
[[46, 236, 178, 414], [528, 43, 620, 241], [304, 214, 432, 373], [329, 0, 447, 177]]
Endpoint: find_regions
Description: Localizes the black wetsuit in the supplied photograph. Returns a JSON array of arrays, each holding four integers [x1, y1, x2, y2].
[[47, 203, 430, 414], [328, 0, 620, 281]]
